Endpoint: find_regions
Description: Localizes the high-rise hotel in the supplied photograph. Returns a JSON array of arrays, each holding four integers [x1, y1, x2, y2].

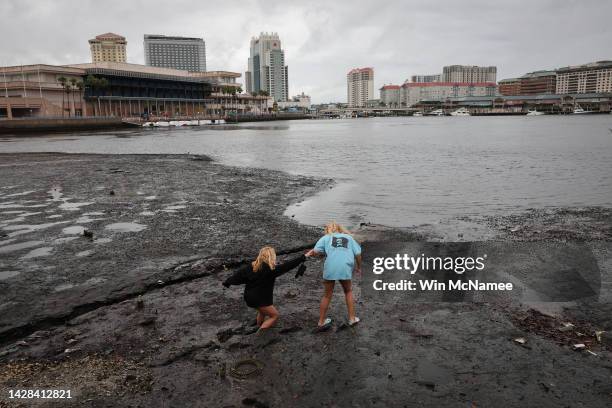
[[144, 34, 207, 72], [245, 32, 289, 102], [347, 67, 374, 107], [89, 33, 127, 63], [442, 65, 497, 83]]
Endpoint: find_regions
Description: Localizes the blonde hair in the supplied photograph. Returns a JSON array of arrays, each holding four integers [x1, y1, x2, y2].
[[324, 221, 351, 235], [252, 246, 276, 272]]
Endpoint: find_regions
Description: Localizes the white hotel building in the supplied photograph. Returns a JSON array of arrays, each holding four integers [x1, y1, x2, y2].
[[401, 82, 497, 107], [556, 60, 612, 94]]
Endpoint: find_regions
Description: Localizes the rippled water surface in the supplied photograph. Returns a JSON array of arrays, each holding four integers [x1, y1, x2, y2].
[[2, 116, 611, 228]]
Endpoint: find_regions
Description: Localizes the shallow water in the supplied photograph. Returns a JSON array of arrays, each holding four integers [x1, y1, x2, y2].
[[104, 222, 147, 233], [1, 116, 611, 228]]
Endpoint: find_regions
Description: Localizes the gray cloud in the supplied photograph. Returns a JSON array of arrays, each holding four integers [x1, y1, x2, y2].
[[1, 0, 611, 103]]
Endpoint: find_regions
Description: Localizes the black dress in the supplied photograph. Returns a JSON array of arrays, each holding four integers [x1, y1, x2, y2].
[[223, 254, 305, 308]]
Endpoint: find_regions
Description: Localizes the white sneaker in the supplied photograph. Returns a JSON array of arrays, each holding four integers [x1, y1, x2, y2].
[[349, 317, 361, 326], [316, 317, 332, 332]]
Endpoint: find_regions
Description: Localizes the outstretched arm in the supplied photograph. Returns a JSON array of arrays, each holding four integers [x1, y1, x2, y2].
[[222, 264, 251, 287], [272, 254, 306, 277], [305, 249, 325, 258]]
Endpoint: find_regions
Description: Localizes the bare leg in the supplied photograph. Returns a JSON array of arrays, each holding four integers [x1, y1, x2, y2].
[[258, 305, 279, 329], [319, 280, 335, 326], [340, 280, 356, 322], [256, 310, 265, 327]]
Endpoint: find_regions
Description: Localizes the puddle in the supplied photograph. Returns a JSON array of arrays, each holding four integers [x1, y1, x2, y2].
[[1, 212, 43, 224], [59, 201, 94, 211], [0, 270, 20, 280], [54, 283, 75, 292], [54, 236, 79, 244], [164, 205, 186, 210], [3, 221, 69, 237], [62, 225, 86, 235], [1, 210, 26, 214], [83, 277, 106, 285], [104, 222, 147, 233], [0, 203, 48, 209], [0, 240, 44, 254], [20, 246, 53, 260], [47, 214, 64, 219], [76, 250, 94, 257], [94, 238, 112, 244], [0, 238, 18, 246], [83, 212, 105, 216], [144, 196, 157, 200], [5, 190, 36, 197], [139, 211, 156, 216]]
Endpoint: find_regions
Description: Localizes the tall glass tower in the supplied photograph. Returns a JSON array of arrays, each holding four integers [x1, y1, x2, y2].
[[245, 32, 289, 102]]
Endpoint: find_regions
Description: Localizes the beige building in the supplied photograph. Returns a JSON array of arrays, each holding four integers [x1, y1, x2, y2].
[[556, 60, 612, 94], [1, 62, 267, 119], [347, 67, 374, 107], [379, 84, 401, 107], [89, 33, 127, 63], [401, 81, 497, 107], [0, 64, 86, 118], [442, 65, 497, 83]]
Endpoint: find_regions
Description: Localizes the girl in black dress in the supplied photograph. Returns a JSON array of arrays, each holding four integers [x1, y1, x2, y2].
[[223, 246, 306, 329]]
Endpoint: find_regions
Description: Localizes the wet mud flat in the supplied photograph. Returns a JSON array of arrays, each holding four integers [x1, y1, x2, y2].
[[1, 153, 612, 407], [0, 153, 329, 344]]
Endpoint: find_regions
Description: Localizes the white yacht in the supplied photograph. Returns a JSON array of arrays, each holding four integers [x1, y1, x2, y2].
[[426, 109, 445, 116], [450, 107, 471, 116], [572, 105, 595, 114], [526, 109, 545, 116], [413, 111, 424, 117]]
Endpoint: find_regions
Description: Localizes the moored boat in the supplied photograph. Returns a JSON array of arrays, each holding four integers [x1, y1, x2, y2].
[[426, 109, 445, 116], [526, 109, 545, 116], [450, 107, 471, 116]]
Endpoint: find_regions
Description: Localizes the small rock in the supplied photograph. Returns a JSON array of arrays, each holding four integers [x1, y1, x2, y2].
[[83, 229, 94, 239], [572, 343, 586, 351], [124, 374, 137, 383], [138, 316, 156, 326], [513, 337, 527, 345], [136, 296, 144, 310], [109, 190, 115, 195]]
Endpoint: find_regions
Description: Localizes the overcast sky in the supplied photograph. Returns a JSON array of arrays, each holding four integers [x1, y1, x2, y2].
[[1, 0, 611, 103]]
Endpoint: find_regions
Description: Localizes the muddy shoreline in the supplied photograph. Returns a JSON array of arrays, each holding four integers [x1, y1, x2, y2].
[[1, 153, 612, 407]]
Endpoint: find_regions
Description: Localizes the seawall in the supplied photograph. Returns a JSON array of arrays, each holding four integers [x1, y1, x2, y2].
[[0, 117, 138, 134]]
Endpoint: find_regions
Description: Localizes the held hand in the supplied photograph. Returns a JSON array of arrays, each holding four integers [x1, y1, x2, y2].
[[354, 267, 362, 278], [305, 249, 315, 257]]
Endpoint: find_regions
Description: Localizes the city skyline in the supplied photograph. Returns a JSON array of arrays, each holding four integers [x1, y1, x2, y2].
[[1, 0, 612, 103]]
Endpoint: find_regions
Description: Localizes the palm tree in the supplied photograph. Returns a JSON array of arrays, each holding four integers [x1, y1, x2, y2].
[[64, 82, 72, 117], [57, 76, 67, 117], [75, 80, 85, 116], [69, 78, 78, 116], [98, 78, 109, 116], [84, 75, 109, 116]]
